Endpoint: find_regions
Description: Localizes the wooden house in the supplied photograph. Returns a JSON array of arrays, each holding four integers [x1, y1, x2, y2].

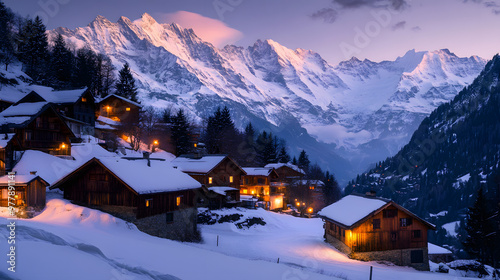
[[241, 167, 283, 210], [97, 94, 141, 124], [292, 180, 326, 213], [50, 156, 202, 241], [17, 89, 95, 137], [318, 193, 436, 271], [0, 102, 75, 174], [171, 155, 246, 207], [265, 163, 305, 208], [0, 174, 49, 209]]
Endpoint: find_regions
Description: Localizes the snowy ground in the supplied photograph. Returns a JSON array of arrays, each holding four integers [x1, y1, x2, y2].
[[0, 195, 487, 279]]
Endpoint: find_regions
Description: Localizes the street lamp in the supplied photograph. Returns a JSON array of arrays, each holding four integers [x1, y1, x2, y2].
[[152, 140, 159, 152]]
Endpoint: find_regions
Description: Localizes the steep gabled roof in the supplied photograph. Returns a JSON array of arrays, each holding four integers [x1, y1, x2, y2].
[[242, 167, 277, 177], [0, 174, 49, 186], [264, 163, 305, 175], [98, 94, 142, 108], [172, 155, 246, 175], [318, 194, 435, 230], [16, 87, 90, 105], [51, 157, 201, 194]]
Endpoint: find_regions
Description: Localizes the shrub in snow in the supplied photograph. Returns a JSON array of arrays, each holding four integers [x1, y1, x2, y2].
[[235, 217, 266, 229], [218, 214, 243, 224], [437, 263, 450, 273], [447, 260, 488, 278]]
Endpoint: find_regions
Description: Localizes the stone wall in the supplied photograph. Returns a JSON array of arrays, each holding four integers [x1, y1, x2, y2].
[[89, 204, 201, 242], [325, 233, 430, 271]]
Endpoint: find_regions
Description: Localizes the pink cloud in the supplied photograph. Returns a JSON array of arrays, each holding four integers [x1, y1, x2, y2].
[[157, 11, 243, 47]]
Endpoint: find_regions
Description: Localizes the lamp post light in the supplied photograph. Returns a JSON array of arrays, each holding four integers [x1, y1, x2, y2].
[[152, 140, 159, 152]]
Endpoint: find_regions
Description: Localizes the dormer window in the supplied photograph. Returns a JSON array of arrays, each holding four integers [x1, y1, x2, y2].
[[81, 97, 87, 102]]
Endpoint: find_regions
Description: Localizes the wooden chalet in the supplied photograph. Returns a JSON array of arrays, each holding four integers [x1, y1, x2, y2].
[[0, 174, 49, 209], [17, 89, 95, 137], [171, 154, 246, 208], [292, 180, 326, 213], [50, 156, 202, 241], [241, 167, 284, 210], [318, 193, 436, 271], [0, 102, 75, 174], [265, 163, 305, 209], [97, 94, 141, 124]]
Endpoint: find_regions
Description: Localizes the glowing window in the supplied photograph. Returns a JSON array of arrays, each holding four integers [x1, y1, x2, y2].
[[242, 189, 248, 194], [309, 186, 315, 190], [176, 196, 181, 206], [208, 177, 213, 184], [145, 199, 152, 207], [81, 97, 87, 102], [126, 107, 131, 111], [229, 176, 234, 183]]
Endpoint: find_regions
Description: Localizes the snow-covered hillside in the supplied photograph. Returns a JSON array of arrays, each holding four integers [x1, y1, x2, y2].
[[46, 14, 486, 180], [0, 196, 488, 279]]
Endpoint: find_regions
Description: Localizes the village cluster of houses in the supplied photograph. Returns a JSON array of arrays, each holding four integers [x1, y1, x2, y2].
[[0, 87, 445, 270]]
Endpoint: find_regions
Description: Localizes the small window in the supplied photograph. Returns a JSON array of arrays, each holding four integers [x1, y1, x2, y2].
[[383, 209, 398, 218], [229, 176, 234, 183], [309, 186, 315, 190], [330, 223, 334, 231], [412, 230, 421, 239], [400, 218, 413, 227], [242, 189, 248, 194], [342, 229, 345, 237], [166, 212, 174, 224], [145, 199, 152, 208], [1, 189, 7, 198], [257, 178, 264, 185], [372, 219, 381, 230], [391, 231, 398, 241], [411, 250, 424, 263], [25, 131, 32, 141], [81, 97, 87, 102], [126, 107, 130, 111], [176, 196, 181, 206], [208, 177, 213, 184]]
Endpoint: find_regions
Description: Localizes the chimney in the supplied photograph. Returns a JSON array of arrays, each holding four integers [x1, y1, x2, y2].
[[143, 152, 151, 167], [366, 190, 377, 197], [30, 171, 37, 175]]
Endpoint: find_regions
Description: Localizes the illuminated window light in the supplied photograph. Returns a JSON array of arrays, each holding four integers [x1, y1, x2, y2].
[[126, 107, 131, 111], [229, 176, 233, 183], [176, 196, 181, 206], [145, 199, 152, 207], [242, 189, 248, 194], [251, 190, 255, 194], [81, 97, 87, 102], [208, 177, 213, 184]]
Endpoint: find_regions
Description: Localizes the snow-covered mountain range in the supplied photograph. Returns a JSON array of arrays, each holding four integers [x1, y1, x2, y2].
[[49, 13, 487, 182]]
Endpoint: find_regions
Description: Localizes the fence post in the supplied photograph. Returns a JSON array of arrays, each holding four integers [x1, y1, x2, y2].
[[369, 266, 373, 280], [217, 235, 219, 247]]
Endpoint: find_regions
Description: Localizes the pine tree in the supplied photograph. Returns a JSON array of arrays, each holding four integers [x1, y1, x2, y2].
[[50, 33, 74, 88], [463, 187, 495, 264], [18, 16, 50, 83], [171, 109, 191, 156], [277, 146, 291, 163], [115, 62, 138, 102], [0, 1, 14, 70], [73, 48, 97, 89], [291, 156, 298, 166], [298, 150, 310, 173]]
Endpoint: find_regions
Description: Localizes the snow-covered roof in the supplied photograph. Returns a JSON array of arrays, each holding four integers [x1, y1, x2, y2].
[[58, 157, 201, 194], [13, 150, 78, 185], [97, 115, 120, 126], [99, 94, 142, 107], [95, 123, 116, 130], [31, 87, 88, 104], [240, 195, 258, 202], [242, 167, 273, 176], [208, 186, 239, 196], [171, 155, 227, 174], [0, 174, 48, 185], [264, 163, 305, 175], [0, 101, 47, 117], [0, 133, 15, 148], [428, 243, 452, 255], [318, 195, 388, 227], [293, 180, 325, 186], [71, 142, 117, 161], [0, 86, 24, 103]]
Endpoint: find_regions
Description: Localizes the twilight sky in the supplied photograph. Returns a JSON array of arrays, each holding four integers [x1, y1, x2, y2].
[[4, 0, 500, 64]]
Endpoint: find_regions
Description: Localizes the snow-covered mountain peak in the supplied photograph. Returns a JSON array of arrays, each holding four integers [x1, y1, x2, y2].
[[48, 13, 488, 181]]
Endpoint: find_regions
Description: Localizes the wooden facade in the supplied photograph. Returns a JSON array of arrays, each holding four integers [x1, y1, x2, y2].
[[0, 175, 48, 208], [240, 168, 283, 209], [97, 94, 141, 124], [51, 158, 198, 219], [324, 203, 432, 252]]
